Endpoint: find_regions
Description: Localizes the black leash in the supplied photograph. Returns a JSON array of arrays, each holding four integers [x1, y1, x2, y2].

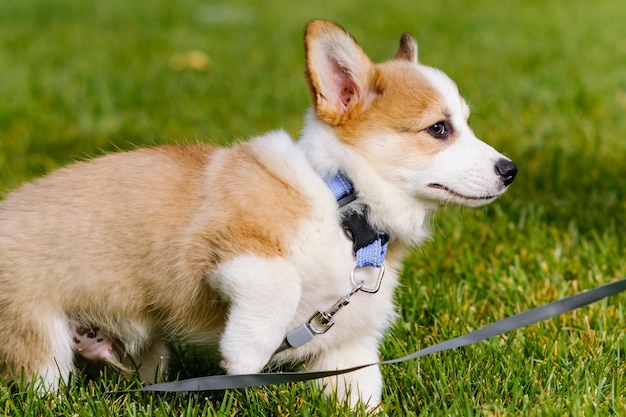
[[117, 277, 626, 394]]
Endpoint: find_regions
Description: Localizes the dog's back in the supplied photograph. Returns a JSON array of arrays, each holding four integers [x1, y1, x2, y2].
[[0, 144, 206, 384]]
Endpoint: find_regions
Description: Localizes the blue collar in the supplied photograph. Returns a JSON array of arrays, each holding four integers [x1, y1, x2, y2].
[[324, 171, 390, 269]]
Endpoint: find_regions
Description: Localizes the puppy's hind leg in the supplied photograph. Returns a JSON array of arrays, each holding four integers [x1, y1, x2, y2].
[[215, 256, 301, 374], [0, 308, 75, 390]]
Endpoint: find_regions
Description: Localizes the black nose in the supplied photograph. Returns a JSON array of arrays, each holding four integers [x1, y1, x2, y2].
[[495, 159, 517, 186]]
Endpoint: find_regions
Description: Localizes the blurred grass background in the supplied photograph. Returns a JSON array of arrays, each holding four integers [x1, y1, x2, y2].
[[1, 0, 625, 415]]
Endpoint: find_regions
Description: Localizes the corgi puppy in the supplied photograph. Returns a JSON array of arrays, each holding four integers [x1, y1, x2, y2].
[[0, 20, 516, 407]]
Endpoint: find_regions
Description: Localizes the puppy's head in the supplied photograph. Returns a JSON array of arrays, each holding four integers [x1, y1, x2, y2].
[[304, 20, 516, 208]]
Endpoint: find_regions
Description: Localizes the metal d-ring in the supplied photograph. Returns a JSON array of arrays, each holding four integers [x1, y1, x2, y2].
[[350, 264, 385, 293]]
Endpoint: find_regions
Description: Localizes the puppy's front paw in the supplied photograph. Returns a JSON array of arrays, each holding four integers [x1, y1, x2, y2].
[[220, 348, 269, 375]]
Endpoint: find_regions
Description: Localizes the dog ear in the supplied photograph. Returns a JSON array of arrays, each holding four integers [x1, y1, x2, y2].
[[304, 20, 374, 125], [395, 33, 418, 64]]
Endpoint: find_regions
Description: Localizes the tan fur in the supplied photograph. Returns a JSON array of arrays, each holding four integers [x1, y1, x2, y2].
[[338, 61, 455, 153], [0, 140, 310, 379]]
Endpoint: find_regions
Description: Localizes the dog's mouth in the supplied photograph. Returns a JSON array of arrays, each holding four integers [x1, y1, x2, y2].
[[428, 183, 498, 201]]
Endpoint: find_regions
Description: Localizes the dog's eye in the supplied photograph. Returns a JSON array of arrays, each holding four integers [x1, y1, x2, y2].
[[426, 121, 450, 139]]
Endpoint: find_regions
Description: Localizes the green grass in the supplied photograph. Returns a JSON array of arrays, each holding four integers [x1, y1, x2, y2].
[[1, 0, 626, 415]]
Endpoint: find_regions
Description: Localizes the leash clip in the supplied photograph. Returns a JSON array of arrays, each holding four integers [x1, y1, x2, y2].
[[308, 310, 334, 334], [307, 282, 363, 334]]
